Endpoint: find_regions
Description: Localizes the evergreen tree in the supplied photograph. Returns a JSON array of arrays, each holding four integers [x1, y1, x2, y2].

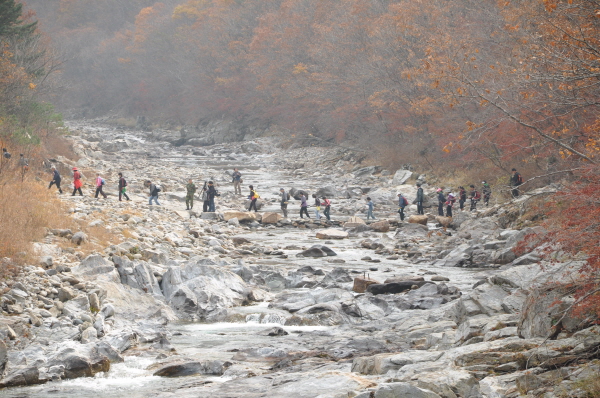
[[0, 0, 37, 39]]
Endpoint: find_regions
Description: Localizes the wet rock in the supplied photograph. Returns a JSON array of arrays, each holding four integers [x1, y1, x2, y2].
[[297, 247, 327, 258], [258, 327, 288, 337], [431, 275, 450, 282], [367, 282, 422, 295], [309, 244, 336, 256]]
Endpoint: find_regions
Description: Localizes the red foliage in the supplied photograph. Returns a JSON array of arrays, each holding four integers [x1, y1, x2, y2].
[[533, 165, 600, 322]]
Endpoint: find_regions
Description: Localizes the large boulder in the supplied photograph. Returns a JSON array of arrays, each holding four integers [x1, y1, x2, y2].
[[408, 215, 428, 226], [161, 258, 248, 321], [315, 186, 337, 198], [223, 211, 257, 222], [370, 220, 390, 232], [395, 223, 429, 238], [344, 216, 366, 229], [435, 216, 453, 228], [392, 170, 413, 185], [261, 212, 282, 224]]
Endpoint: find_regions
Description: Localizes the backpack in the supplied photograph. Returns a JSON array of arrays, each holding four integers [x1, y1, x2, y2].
[[101, 178, 105, 186], [154, 185, 162, 194], [517, 174, 523, 185], [473, 191, 481, 200], [253, 191, 260, 199], [402, 197, 409, 206]]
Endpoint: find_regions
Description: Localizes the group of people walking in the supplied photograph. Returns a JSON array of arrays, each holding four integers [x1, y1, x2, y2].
[[46, 165, 524, 222]]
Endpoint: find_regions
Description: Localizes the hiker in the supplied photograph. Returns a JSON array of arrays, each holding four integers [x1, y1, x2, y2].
[[322, 196, 331, 221], [207, 181, 217, 212], [148, 180, 161, 205], [48, 166, 63, 194], [469, 184, 480, 211], [118, 173, 130, 201], [437, 188, 445, 216], [397, 193, 408, 221], [94, 173, 107, 199], [232, 168, 242, 195], [366, 197, 376, 220], [201, 183, 209, 212], [280, 188, 289, 217], [510, 168, 523, 198], [482, 181, 492, 206], [248, 185, 258, 212], [312, 194, 321, 220], [72, 167, 83, 196], [186, 179, 197, 210], [18, 154, 28, 169], [445, 190, 456, 217], [416, 183, 424, 215], [2, 148, 10, 159], [458, 186, 467, 211], [300, 193, 310, 218]]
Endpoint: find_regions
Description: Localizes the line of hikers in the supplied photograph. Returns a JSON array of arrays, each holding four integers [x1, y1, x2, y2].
[[47, 165, 523, 221]]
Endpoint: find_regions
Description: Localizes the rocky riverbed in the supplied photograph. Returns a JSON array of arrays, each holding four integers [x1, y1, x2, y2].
[[0, 121, 598, 397]]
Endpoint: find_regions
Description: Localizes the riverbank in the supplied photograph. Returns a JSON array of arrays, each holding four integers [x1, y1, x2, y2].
[[0, 121, 597, 397]]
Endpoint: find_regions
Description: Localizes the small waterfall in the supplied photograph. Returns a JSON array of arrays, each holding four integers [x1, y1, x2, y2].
[[245, 313, 261, 323], [245, 313, 286, 325]]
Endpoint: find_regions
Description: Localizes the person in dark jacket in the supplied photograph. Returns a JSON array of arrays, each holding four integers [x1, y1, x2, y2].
[[469, 184, 480, 211], [186, 179, 196, 210], [458, 186, 467, 211], [510, 168, 522, 198], [207, 181, 217, 212], [147, 180, 161, 205], [48, 166, 63, 193], [397, 193, 407, 221], [118, 172, 130, 201], [280, 188, 289, 218], [248, 185, 258, 212], [232, 168, 242, 195], [201, 183, 209, 212], [300, 194, 310, 218], [416, 183, 424, 215], [437, 188, 445, 216], [322, 197, 331, 221], [482, 181, 492, 206], [445, 191, 455, 217]]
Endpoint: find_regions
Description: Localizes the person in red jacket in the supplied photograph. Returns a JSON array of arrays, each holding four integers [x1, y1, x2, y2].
[[72, 167, 83, 196]]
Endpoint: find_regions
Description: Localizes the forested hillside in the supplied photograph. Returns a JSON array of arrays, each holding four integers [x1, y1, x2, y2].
[[23, 1, 598, 171]]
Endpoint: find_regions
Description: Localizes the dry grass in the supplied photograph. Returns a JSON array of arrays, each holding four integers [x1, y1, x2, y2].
[[43, 131, 79, 161], [0, 175, 71, 277]]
